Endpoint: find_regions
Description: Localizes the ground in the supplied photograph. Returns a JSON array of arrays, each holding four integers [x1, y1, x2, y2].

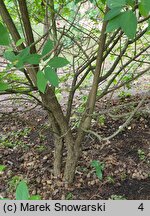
[[0, 93, 150, 200]]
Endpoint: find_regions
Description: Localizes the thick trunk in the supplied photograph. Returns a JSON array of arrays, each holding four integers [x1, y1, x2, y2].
[[47, 112, 64, 176], [50, 113, 77, 182], [41, 88, 77, 182], [53, 136, 64, 176], [64, 152, 77, 183], [64, 138, 82, 183]]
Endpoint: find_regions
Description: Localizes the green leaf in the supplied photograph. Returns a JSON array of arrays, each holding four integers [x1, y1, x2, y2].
[[0, 198, 9, 200], [14, 48, 30, 68], [75, 0, 82, 4], [48, 57, 69, 68], [16, 181, 29, 200], [0, 82, 9, 91], [91, 160, 100, 168], [18, 47, 30, 58], [3, 51, 16, 62], [24, 54, 41, 64], [107, 0, 126, 9], [0, 165, 6, 172], [106, 15, 121, 33], [62, 7, 71, 16], [29, 195, 41, 200], [126, 0, 135, 7], [6, 47, 13, 52], [91, 160, 104, 180], [44, 67, 59, 87], [120, 11, 137, 39], [37, 71, 47, 93], [15, 59, 24, 69], [42, 39, 53, 60], [16, 38, 25, 47], [101, 0, 106, 4], [139, 0, 150, 17], [96, 168, 103, 180], [65, 192, 73, 200], [104, 7, 122, 21], [0, 22, 10, 46]]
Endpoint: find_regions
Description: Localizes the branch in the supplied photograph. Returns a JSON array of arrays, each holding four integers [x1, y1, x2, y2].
[[0, 100, 39, 115], [99, 27, 148, 83], [98, 65, 150, 100], [75, 6, 109, 148], [17, 0, 36, 53], [0, 0, 25, 50], [83, 91, 149, 142]]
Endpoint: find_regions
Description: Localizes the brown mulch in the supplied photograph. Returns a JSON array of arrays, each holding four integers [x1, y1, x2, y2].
[[0, 95, 150, 200]]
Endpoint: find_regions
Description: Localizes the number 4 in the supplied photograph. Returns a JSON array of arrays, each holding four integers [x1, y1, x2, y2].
[[138, 203, 144, 211]]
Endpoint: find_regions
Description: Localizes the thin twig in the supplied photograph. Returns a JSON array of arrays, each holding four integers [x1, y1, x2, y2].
[[82, 91, 149, 141]]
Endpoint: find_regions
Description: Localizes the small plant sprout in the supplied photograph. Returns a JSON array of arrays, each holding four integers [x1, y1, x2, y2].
[[120, 172, 127, 181], [109, 195, 126, 200], [98, 115, 105, 126], [138, 149, 146, 161], [107, 176, 115, 184], [1, 180, 41, 200], [0, 127, 31, 148], [91, 160, 105, 180], [36, 145, 46, 152], [65, 192, 73, 200], [0, 165, 6, 173], [118, 91, 131, 100]]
